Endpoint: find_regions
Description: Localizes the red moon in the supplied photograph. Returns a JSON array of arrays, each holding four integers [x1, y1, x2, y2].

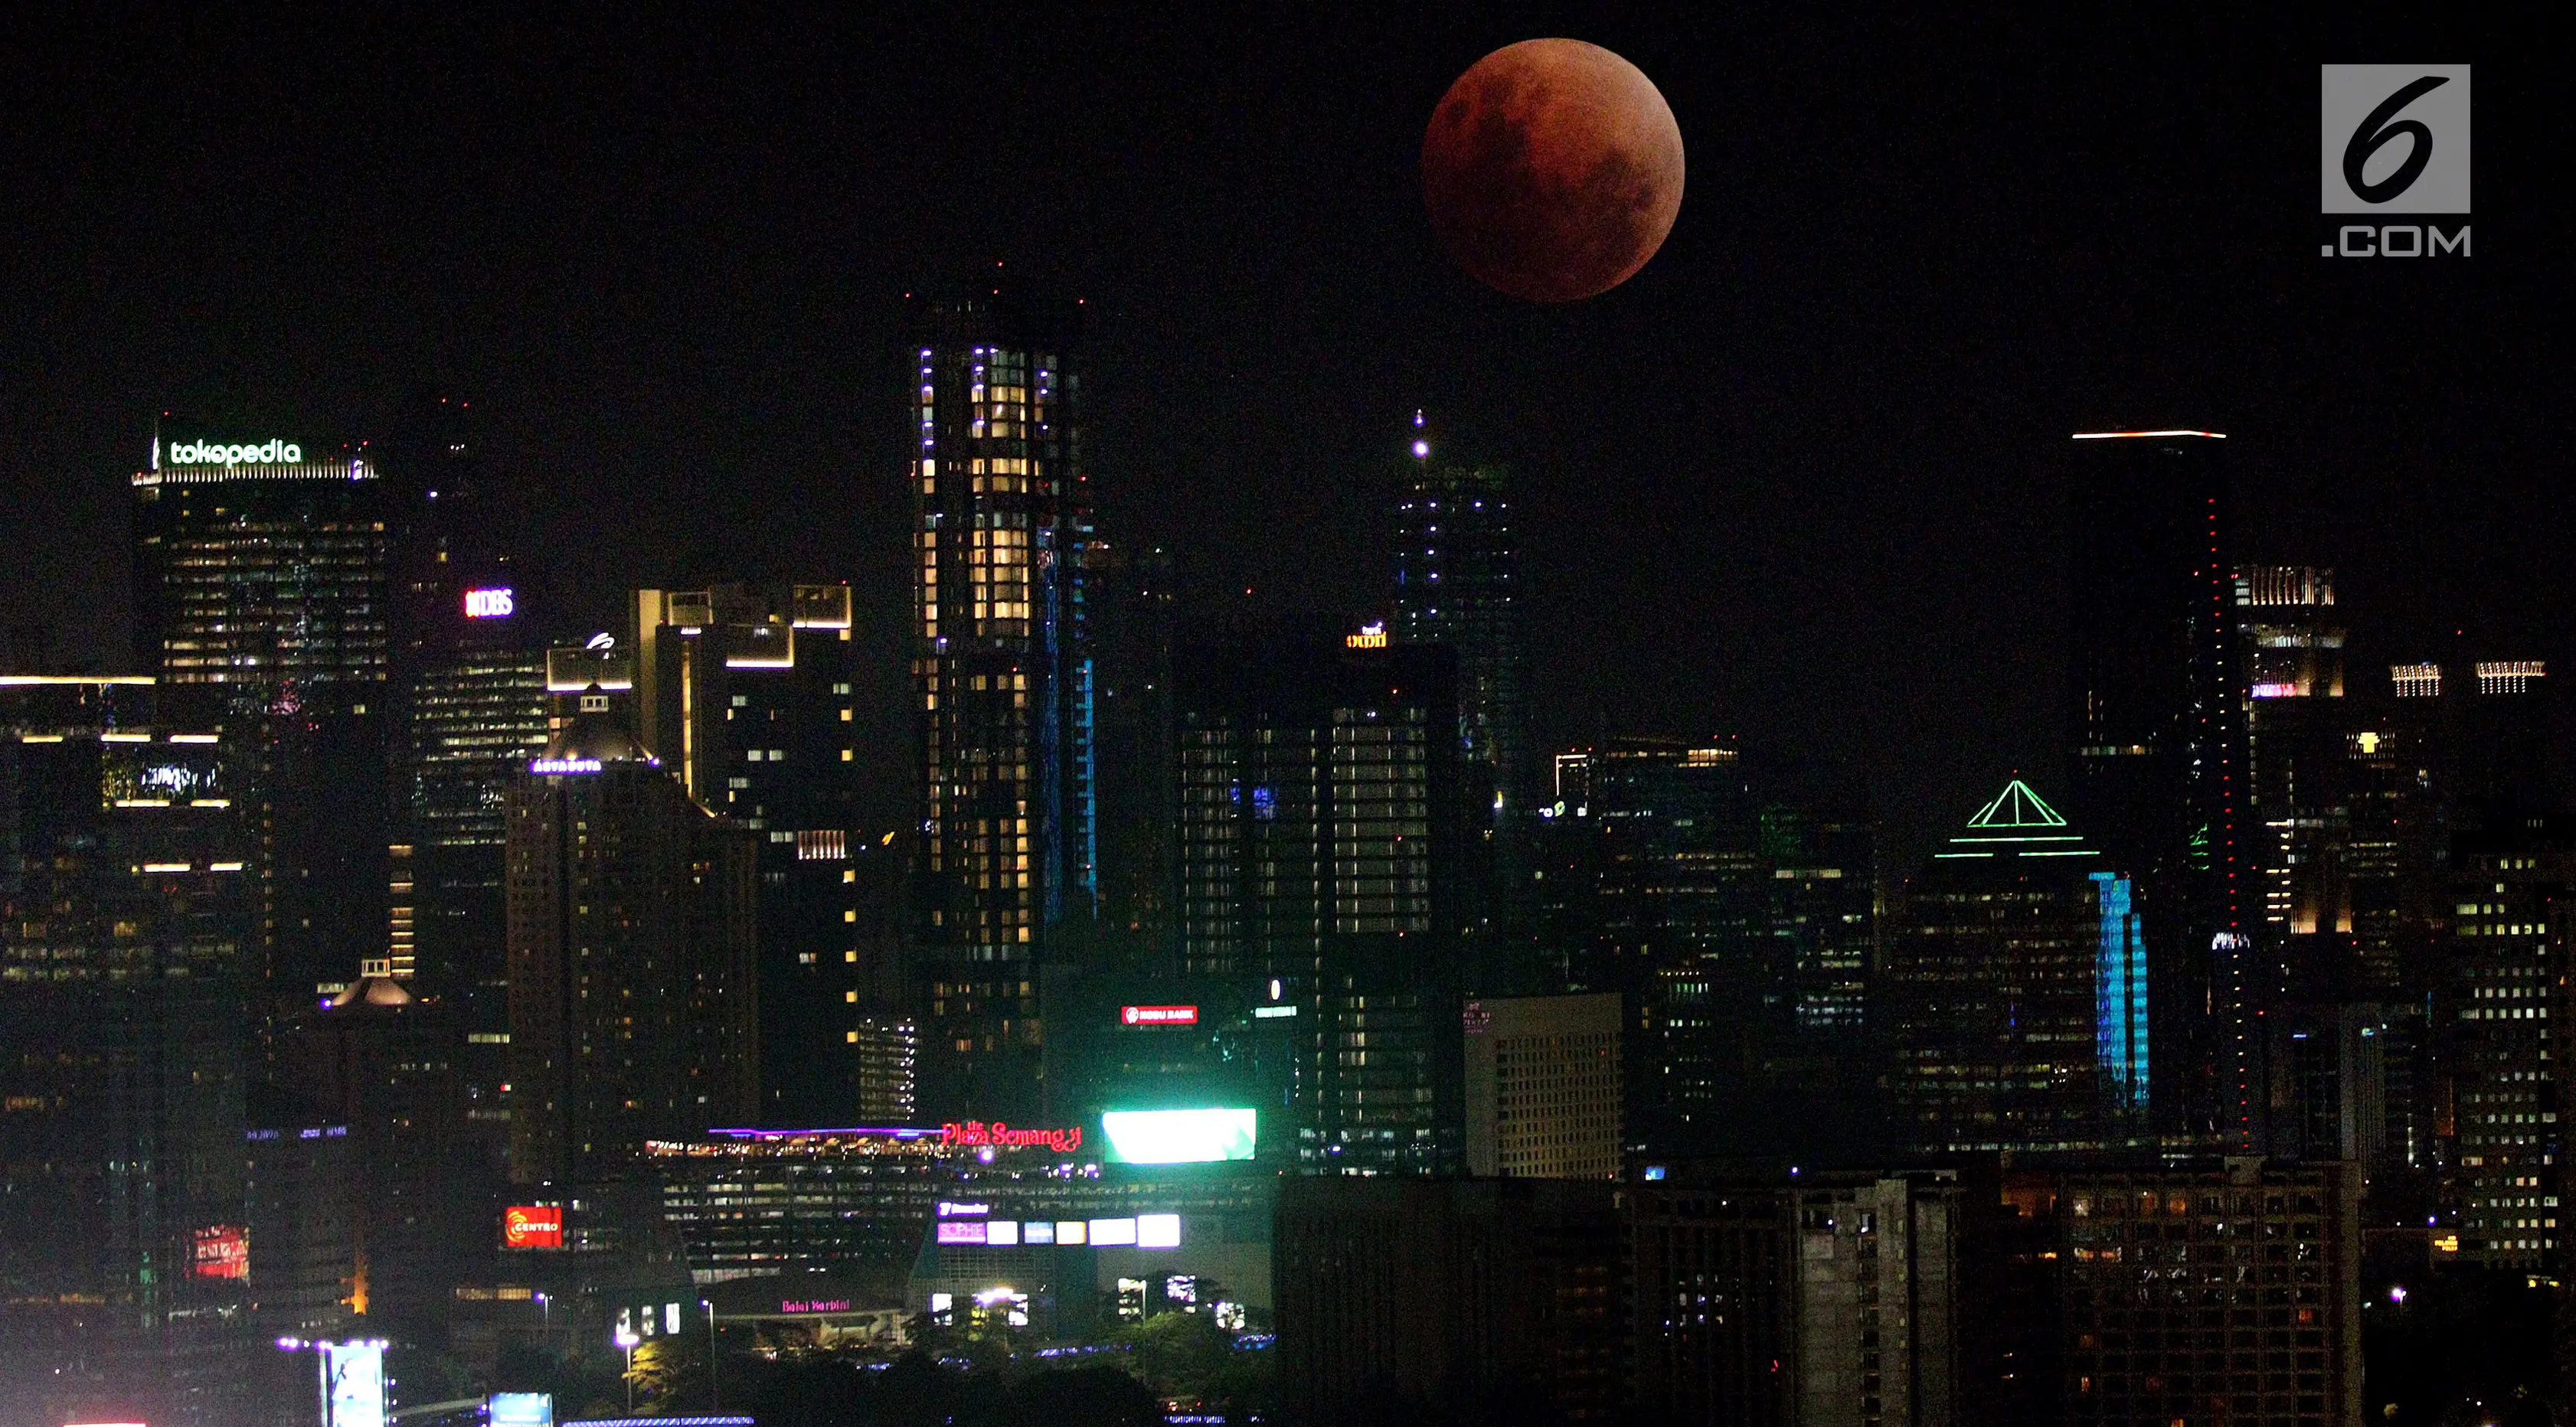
[[1422, 39, 1685, 303]]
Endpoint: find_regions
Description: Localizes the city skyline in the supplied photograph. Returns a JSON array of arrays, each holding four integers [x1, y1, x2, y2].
[[0, 10, 2560, 867], [0, 11, 2564, 1426]]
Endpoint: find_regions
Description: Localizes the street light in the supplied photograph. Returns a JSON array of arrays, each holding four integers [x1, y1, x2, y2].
[[703, 1298, 720, 1409], [615, 1326, 641, 1412]]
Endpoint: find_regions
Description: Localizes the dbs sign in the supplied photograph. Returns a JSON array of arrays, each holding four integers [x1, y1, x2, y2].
[[504, 1204, 564, 1249]]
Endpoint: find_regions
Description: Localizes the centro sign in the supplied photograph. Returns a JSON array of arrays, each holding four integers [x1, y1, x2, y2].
[[166, 438, 304, 465]]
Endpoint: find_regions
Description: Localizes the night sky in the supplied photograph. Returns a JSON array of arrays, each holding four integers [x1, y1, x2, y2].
[[0, 6, 2561, 860]]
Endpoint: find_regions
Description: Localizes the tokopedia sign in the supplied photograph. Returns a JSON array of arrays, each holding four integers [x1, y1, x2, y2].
[[162, 438, 304, 466]]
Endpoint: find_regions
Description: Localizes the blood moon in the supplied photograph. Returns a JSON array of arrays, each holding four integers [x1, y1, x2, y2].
[[1422, 38, 1685, 302]]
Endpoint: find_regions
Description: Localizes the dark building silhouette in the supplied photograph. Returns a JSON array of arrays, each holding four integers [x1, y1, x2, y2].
[[1531, 739, 1878, 1160], [2066, 429, 2247, 1148], [1885, 780, 2150, 1154], [1275, 1176, 1626, 1424], [907, 289, 1097, 1122], [1175, 640, 1469, 1174], [628, 582, 881, 1126], [504, 710, 757, 1185], [0, 677, 255, 1426], [277, 972, 472, 1334]]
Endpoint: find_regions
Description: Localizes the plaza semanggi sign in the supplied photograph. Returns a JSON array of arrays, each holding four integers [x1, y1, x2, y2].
[[938, 1120, 1082, 1153]]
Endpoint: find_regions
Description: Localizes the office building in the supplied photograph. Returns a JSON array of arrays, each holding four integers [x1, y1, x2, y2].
[[2239, 567, 2353, 958], [132, 429, 395, 1029], [1541, 738, 1867, 1158], [1998, 1158, 2364, 1426], [1763, 805, 1878, 1032], [2066, 429, 2247, 1147], [1394, 410, 1528, 818], [908, 290, 1098, 1121], [276, 971, 473, 1332], [243, 1089, 358, 1338], [1885, 779, 2150, 1154], [0, 677, 256, 1425], [1276, 1176, 1626, 1423], [1090, 539, 1180, 946], [629, 583, 881, 1125], [2443, 811, 2571, 1267], [1175, 639, 1469, 1174], [504, 710, 759, 1185], [1628, 1166, 1980, 1427], [1464, 991, 1622, 1179]]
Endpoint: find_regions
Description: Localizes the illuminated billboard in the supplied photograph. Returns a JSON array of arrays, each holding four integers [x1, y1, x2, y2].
[[487, 1394, 554, 1427], [323, 1341, 387, 1427], [463, 587, 516, 619], [101, 743, 226, 806], [1120, 1004, 1198, 1027], [1100, 1108, 1257, 1164], [192, 1224, 249, 1279], [503, 1204, 564, 1249]]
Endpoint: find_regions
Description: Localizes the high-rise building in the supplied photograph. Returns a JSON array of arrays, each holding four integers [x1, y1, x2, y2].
[[1463, 991, 1622, 1179], [2240, 567, 2353, 956], [1394, 410, 1528, 818], [1175, 639, 1470, 1174], [1996, 1158, 2365, 1427], [907, 290, 1097, 1121], [1885, 779, 2150, 1154], [628, 583, 880, 1125], [1761, 805, 1878, 1034], [278, 972, 470, 1333], [1545, 738, 1808, 1154], [0, 677, 255, 1425], [1627, 1165, 1981, 1427], [131, 429, 394, 1030], [1090, 540, 1179, 950], [504, 710, 758, 1186], [2066, 429, 2246, 1147], [2441, 811, 2571, 1267]]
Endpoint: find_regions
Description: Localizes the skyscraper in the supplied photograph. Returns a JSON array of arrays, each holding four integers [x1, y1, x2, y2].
[[628, 583, 880, 1125], [504, 710, 757, 1186], [132, 427, 394, 1030], [1885, 779, 2150, 1154], [1394, 410, 1528, 818], [2442, 811, 2571, 1268], [908, 290, 1097, 1120], [1175, 639, 1469, 1174], [2066, 429, 2245, 1147], [1462, 991, 1622, 1178], [0, 677, 255, 1423]]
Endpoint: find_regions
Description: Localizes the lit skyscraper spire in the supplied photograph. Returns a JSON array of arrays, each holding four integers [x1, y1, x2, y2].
[[1394, 410, 1528, 818]]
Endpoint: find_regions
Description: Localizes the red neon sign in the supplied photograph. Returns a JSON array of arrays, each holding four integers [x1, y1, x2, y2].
[[938, 1120, 1083, 1153], [1121, 1004, 1199, 1027], [503, 1204, 564, 1249]]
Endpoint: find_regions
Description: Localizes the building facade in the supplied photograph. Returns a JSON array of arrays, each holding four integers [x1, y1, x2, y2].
[[0, 677, 256, 1425], [131, 434, 394, 1032], [1394, 410, 1528, 818], [908, 292, 1097, 1122], [1886, 780, 2150, 1154], [1175, 640, 1469, 1174], [629, 583, 882, 1125], [2066, 429, 2246, 1147], [504, 714, 758, 1184], [1463, 991, 1622, 1179]]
